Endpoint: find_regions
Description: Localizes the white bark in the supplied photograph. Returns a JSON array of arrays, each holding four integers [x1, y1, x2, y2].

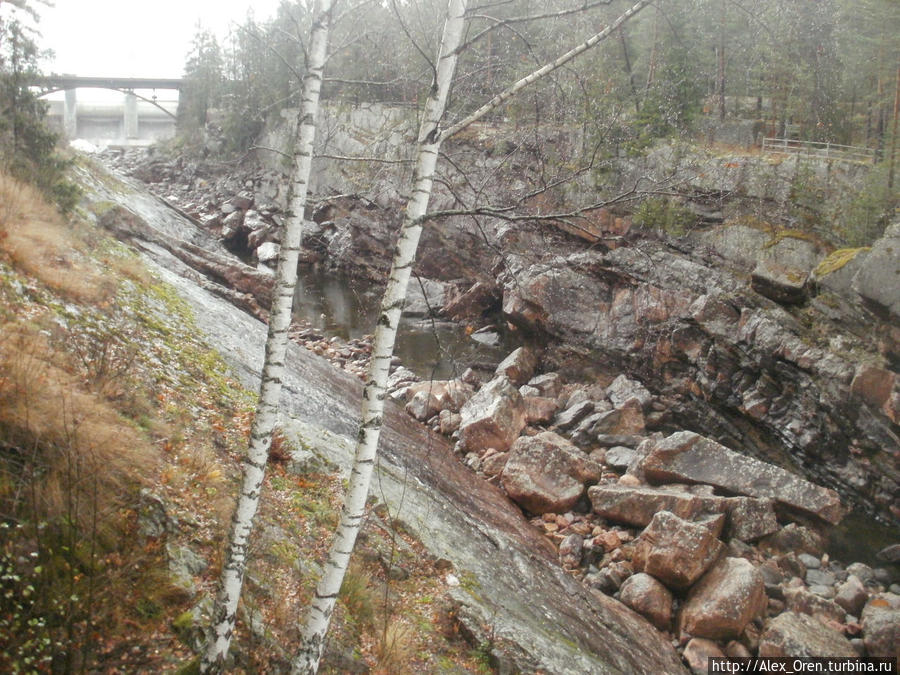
[[440, 0, 655, 142], [290, 1, 469, 672], [200, 1, 334, 672]]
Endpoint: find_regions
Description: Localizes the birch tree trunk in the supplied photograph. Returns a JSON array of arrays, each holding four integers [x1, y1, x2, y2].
[[291, 1, 469, 672], [200, 1, 334, 671]]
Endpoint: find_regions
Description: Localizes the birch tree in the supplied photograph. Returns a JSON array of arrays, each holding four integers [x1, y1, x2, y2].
[[293, 0, 653, 671], [200, 1, 335, 671], [291, 0, 470, 671]]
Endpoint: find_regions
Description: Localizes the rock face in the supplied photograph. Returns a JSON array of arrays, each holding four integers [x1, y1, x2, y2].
[[642, 432, 844, 524], [759, 612, 857, 658], [501, 431, 601, 514], [750, 236, 822, 304], [497, 231, 899, 527], [632, 511, 724, 590], [679, 557, 767, 640], [458, 376, 526, 453]]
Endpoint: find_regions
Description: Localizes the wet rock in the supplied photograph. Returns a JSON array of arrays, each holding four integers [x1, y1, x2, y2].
[[470, 326, 501, 346], [642, 432, 844, 524], [759, 612, 857, 658], [619, 572, 673, 630], [606, 374, 652, 410], [458, 377, 525, 453], [679, 557, 767, 640], [683, 638, 725, 675], [495, 347, 538, 386], [589, 484, 727, 528], [632, 511, 725, 590], [501, 431, 601, 514], [835, 576, 870, 617], [806, 568, 836, 587], [861, 594, 900, 659]]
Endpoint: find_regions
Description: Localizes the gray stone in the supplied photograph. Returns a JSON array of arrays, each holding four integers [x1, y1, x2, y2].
[[255, 241, 280, 263], [798, 553, 821, 569], [806, 568, 836, 587], [759, 612, 857, 658], [679, 557, 767, 640], [834, 576, 869, 616], [527, 372, 563, 399], [724, 497, 780, 542], [784, 587, 846, 623], [643, 431, 844, 524], [852, 221, 900, 319], [751, 236, 823, 304], [606, 374, 653, 410], [554, 399, 595, 431], [604, 446, 639, 470], [458, 376, 525, 453]]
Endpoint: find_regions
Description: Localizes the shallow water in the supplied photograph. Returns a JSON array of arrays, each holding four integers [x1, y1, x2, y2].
[[292, 266, 516, 379]]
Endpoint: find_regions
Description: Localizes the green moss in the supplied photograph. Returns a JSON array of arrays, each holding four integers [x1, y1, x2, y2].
[[814, 247, 870, 277], [172, 610, 195, 632]]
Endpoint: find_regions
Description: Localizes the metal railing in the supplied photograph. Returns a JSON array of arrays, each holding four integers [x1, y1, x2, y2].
[[762, 137, 876, 164]]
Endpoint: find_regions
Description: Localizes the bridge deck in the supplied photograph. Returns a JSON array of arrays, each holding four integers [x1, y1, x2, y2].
[[39, 76, 184, 91]]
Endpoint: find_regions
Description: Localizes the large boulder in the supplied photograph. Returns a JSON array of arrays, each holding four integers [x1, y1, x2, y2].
[[852, 221, 900, 319], [589, 484, 727, 528], [458, 377, 525, 453], [405, 380, 474, 421], [758, 612, 857, 658], [501, 431, 601, 514], [751, 236, 823, 304], [679, 557, 767, 640], [642, 431, 844, 524], [632, 511, 724, 590], [403, 277, 448, 317]]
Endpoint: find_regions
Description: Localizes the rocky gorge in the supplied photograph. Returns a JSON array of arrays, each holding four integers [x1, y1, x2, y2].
[[86, 109, 900, 672]]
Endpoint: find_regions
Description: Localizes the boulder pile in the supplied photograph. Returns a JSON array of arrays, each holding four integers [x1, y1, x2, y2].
[[389, 345, 900, 672]]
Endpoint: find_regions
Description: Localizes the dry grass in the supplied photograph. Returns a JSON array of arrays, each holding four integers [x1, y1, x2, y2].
[[0, 171, 150, 304], [0, 321, 158, 532]]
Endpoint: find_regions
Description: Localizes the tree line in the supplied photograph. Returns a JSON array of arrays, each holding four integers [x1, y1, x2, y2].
[[181, 0, 900, 155]]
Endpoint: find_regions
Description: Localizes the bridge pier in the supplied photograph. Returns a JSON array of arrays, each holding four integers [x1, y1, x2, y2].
[[64, 89, 78, 138], [124, 92, 139, 139]]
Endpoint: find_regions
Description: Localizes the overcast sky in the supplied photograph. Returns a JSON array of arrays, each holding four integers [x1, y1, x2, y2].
[[37, 0, 285, 79]]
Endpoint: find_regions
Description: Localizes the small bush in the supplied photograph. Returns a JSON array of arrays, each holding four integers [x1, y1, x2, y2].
[[633, 197, 697, 237]]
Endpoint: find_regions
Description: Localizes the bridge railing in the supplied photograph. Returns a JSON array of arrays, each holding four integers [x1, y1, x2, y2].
[[761, 137, 876, 164]]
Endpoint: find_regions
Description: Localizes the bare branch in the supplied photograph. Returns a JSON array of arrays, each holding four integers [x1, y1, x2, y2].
[[439, 0, 654, 142]]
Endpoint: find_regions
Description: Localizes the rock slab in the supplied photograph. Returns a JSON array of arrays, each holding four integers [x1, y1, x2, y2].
[[642, 431, 844, 524]]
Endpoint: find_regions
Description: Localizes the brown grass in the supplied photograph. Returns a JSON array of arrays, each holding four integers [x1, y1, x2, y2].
[[0, 171, 130, 303], [0, 321, 158, 532]]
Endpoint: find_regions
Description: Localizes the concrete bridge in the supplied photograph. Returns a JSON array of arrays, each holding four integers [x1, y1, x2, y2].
[[38, 76, 184, 146]]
